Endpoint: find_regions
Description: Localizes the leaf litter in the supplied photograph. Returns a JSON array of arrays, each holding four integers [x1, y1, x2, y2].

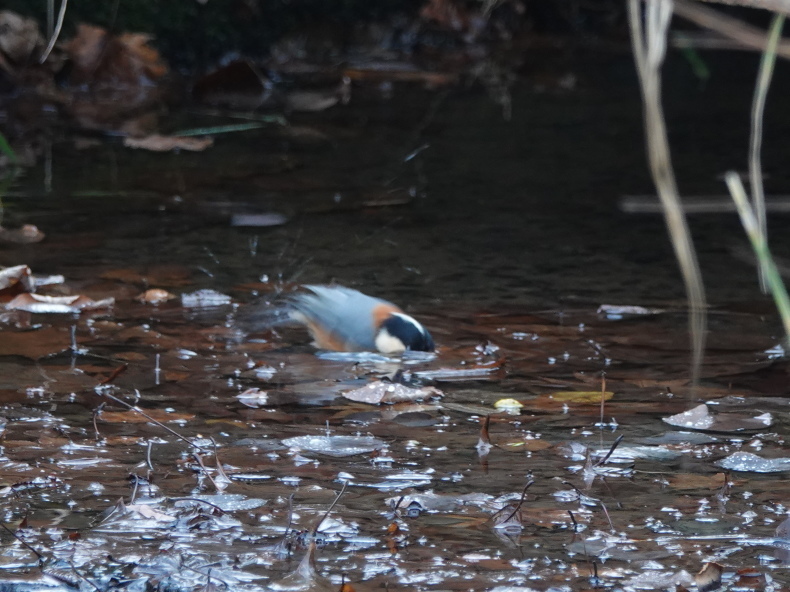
[[1, 19, 790, 585]]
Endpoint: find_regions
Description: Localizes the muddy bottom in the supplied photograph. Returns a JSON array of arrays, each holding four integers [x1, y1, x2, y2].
[[1, 51, 790, 590]]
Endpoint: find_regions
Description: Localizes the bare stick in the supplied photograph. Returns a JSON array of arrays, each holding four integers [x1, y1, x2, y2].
[[94, 390, 209, 452]]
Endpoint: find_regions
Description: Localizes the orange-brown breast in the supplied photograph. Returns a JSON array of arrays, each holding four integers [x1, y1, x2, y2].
[[303, 318, 352, 351]]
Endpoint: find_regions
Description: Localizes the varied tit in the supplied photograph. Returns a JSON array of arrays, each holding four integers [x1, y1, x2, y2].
[[288, 285, 434, 354]]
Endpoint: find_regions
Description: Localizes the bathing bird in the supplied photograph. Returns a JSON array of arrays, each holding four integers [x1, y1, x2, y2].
[[287, 285, 434, 354]]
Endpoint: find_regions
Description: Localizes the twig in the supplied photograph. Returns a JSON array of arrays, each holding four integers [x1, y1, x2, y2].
[[673, 0, 790, 59], [312, 481, 348, 536], [0, 521, 43, 563], [698, 0, 790, 15], [597, 435, 625, 466], [499, 479, 535, 524], [94, 390, 209, 452]]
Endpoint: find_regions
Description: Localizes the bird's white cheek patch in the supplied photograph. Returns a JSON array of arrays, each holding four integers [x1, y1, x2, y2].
[[375, 328, 406, 354]]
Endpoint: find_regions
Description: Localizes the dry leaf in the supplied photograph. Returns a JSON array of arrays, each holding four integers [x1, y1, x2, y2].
[[99, 409, 195, 424], [0, 327, 71, 358], [124, 134, 213, 152], [65, 24, 167, 86], [137, 288, 176, 304], [667, 473, 730, 491], [0, 265, 33, 294], [6, 293, 115, 313], [0, 225, 45, 244]]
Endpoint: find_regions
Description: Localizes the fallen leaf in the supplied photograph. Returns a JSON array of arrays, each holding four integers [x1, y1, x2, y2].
[[695, 562, 723, 592], [98, 409, 195, 424], [65, 24, 167, 86], [0, 225, 45, 244], [236, 388, 269, 408], [6, 293, 114, 313], [192, 60, 272, 109], [136, 288, 176, 304], [0, 265, 33, 294], [123, 134, 213, 152], [0, 327, 71, 359], [666, 473, 730, 490], [528, 390, 615, 410], [493, 398, 523, 413]]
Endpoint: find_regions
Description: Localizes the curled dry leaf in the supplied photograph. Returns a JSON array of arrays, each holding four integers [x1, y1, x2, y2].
[[0, 225, 45, 244], [342, 380, 443, 405], [0, 264, 33, 294], [6, 293, 115, 313], [124, 134, 213, 152], [695, 562, 723, 592], [136, 288, 176, 304]]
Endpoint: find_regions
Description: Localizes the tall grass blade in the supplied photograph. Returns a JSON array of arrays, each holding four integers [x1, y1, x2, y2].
[[749, 14, 785, 292], [726, 171, 790, 346], [628, 0, 708, 386]]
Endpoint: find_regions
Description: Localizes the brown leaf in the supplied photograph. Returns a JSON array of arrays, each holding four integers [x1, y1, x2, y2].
[[123, 134, 213, 152], [0, 327, 71, 359], [667, 473, 732, 490], [193, 60, 271, 110], [136, 288, 176, 304], [65, 24, 167, 86], [98, 408, 195, 424]]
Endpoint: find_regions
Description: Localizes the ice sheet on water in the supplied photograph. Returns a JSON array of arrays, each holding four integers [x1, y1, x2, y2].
[[717, 451, 790, 473], [181, 289, 232, 308], [281, 435, 387, 457]]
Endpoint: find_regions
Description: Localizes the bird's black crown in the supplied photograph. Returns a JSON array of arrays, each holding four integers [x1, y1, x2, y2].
[[381, 314, 434, 352]]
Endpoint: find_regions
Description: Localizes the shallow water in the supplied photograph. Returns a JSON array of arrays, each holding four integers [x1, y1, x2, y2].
[[2, 51, 790, 590]]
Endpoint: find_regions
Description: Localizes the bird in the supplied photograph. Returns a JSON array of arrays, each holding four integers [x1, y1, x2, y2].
[[287, 285, 434, 354]]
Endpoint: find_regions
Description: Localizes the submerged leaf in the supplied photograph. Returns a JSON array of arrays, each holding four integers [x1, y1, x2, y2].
[[124, 134, 213, 152]]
